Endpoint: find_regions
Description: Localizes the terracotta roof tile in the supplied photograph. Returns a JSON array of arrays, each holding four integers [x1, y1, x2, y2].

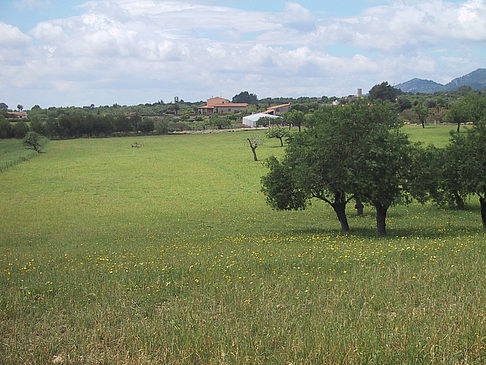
[[267, 103, 291, 110]]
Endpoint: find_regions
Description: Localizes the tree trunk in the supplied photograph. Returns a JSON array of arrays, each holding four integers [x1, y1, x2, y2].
[[247, 139, 258, 161], [421, 121, 425, 128], [251, 147, 258, 161], [454, 193, 465, 210], [457, 122, 461, 133], [298, 123, 301, 132], [374, 202, 388, 237], [354, 197, 364, 216], [480, 197, 486, 231], [278, 137, 284, 147], [332, 201, 350, 233]]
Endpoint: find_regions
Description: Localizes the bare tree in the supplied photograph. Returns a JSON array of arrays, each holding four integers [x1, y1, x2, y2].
[[247, 137, 263, 161]]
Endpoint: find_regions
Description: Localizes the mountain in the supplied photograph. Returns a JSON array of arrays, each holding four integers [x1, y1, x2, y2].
[[396, 68, 486, 94], [444, 68, 486, 91], [395, 78, 445, 94]]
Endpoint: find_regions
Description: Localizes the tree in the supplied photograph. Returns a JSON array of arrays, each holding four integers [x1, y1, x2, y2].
[[155, 119, 169, 135], [261, 139, 353, 233], [233, 91, 258, 104], [262, 101, 415, 236], [406, 144, 444, 207], [129, 113, 142, 132], [285, 110, 305, 132], [12, 121, 29, 139], [266, 126, 289, 147], [139, 118, 155, 134], [0, 103, 8, 110], [413, 102, 429, 128], [447, 93, 486, 133], [354, 197, 364, 216], [247, 137, 263, 161], [436, 135, 469, 209], [0, 117, 13, 138], [464, 121, 486, 229], [30, 118, 46, 136], [349, 106, 414, 236], [17, 104, 24, 112], [23, 131, 42, 153], [256, 116, 274, 127], [369, 82, 401, 102], [397, 97, 412, 112], [262, 103, 356, 233], [444, 121, 486, 229]]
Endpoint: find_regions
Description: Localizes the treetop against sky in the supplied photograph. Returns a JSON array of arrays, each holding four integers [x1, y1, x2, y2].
[[0, 0, 485, 108]]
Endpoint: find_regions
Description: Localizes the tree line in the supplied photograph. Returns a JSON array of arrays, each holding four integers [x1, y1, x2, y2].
[[261, 101, 486, 236], [2, 84, 485, 141]]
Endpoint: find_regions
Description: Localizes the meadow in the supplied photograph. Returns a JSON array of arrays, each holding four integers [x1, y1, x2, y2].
[[0, 125, 485, 364]]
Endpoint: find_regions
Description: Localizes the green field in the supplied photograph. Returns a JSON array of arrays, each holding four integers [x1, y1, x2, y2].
[[1, 125, 485, 364]]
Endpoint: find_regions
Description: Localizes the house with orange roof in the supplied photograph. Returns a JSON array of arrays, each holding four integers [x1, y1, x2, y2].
[[198, 97, 248, 115], [6, 111, 28, 119], [264, 103, 291, 115]]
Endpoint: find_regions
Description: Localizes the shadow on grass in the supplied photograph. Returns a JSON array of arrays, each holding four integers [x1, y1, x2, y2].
[[289, 224, 485, 240]]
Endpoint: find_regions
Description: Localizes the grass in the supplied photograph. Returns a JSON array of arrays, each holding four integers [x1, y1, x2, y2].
[[0, 125, 485, 364], [0, 137, 47, 173], [404, 123, 461, 147]]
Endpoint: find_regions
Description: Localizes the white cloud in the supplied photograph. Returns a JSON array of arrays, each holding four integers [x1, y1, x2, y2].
[[0, 22, 32, 48], [324, 0, 486, 50], [1, 0, 485, 107], [282, 2, 316, 32]]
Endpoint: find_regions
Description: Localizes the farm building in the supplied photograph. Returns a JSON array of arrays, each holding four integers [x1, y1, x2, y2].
[[198, 97, 248, 115], [6, 111, 28, 119], [264, 103, 291, 115], [242, 113, 282, 128]]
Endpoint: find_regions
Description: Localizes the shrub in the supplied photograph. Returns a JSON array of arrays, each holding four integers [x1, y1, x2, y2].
[[12, 121, 30, 139], [154, 119, 169, 135], [23, 131, 42, 152], [0, 118, 13, 138]]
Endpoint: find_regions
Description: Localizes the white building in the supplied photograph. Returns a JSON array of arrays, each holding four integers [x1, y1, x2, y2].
[[242, 113, 282, 128]]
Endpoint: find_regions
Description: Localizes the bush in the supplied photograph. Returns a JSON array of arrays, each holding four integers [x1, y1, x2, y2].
[[30, 119, 47, 136], [12, 121, 30, 139], [0, 118, 13, 138], [168, 121, 187, 132], [23, 131, 42, 152], [139, 118, 155, 133], [154, 119, 169, 135]]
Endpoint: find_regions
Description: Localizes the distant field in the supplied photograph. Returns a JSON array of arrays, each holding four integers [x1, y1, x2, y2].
[[404, 123, 459, 147], [0, 126, 484, 364]]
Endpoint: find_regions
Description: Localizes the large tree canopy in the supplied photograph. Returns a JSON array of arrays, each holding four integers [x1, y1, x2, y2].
[[232, 91, 258, 104], [443, 120, 486, 229], [285, 110, 305, 132], [447, 93, 486, 132], [369, 82, 401, 102], [262, 101, 417, 236]]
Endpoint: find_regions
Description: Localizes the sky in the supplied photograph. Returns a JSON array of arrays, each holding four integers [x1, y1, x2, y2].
[[0, 0, 485, 109]]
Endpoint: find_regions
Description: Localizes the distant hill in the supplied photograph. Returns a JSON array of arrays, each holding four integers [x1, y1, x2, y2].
[[396, 68, 486, 94], [395, 78, 445, 94], [444, 68, 486, 91]]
